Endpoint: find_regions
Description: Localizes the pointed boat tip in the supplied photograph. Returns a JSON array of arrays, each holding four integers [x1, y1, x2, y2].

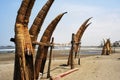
[[88, 22, 92, 25], [50, 0, 55, 1], [86, 22, 92, 27], [89, 17, 93, 19], [90, 22, 92, 24], [89, 22, 92, 25], [63, 12, 68, 14]]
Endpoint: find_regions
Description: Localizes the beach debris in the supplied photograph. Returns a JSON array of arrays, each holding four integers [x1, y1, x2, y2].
[[101, 39, 112, 55]]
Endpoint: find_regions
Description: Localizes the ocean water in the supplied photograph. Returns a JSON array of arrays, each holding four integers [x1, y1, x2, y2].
[[0, 49, 15, 53], [0, 46, 120, 54]]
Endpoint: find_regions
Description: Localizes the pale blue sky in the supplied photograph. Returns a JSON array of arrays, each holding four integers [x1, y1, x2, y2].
[[0, 0, 120, 46]]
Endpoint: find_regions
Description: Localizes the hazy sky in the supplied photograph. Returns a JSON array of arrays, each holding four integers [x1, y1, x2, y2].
[[0, 0, 120, 46]]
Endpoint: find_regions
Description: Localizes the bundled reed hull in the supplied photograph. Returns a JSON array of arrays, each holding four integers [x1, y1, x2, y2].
[[34, 12, 67, 79], [74, 17, 92, 58], [29, 0, 54, 52], [14, 0, 35, 80]]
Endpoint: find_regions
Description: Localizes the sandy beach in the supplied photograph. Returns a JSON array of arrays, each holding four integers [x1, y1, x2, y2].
[[0, 53, 120, 80]]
